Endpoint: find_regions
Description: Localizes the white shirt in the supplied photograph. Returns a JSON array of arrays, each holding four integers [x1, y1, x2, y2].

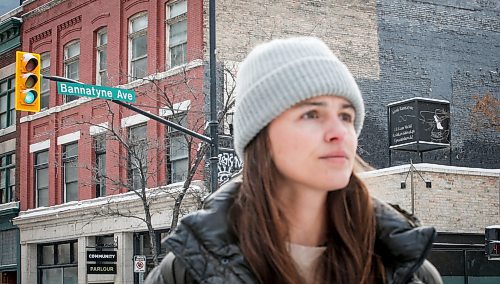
[[288, 243, 327, 283]]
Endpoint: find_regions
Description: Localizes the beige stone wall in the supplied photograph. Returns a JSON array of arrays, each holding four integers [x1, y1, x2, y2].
[[359, 164, 500, 234], [213, 0, 380, 79]]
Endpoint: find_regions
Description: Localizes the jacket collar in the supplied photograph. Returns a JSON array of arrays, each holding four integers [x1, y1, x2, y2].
[[165, 180, 436, 283]]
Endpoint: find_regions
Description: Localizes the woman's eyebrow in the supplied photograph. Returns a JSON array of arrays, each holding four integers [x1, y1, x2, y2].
[[340, 103, 355, 111], [295, 101, 355, 110], [296, 101, 327, 107]]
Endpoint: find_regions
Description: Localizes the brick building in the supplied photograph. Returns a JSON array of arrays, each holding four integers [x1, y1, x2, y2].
[[14, 0, 209, 283], [360, 164, 500, 283], [0, 4, 22, 284], [215, 0, 500, 169], [8, 0, 500, 283]]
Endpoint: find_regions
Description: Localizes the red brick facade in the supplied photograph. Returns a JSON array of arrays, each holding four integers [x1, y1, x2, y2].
[[18, 0, 206, 211]]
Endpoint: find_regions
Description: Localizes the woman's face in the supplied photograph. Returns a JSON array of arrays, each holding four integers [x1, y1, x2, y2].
[[268, 96, 358, 192]]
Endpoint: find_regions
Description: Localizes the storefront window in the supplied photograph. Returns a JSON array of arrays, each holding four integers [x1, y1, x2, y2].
[[38, 240, 77, 284]]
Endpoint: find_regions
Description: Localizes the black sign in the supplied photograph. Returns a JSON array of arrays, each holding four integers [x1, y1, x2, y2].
[[87, 251, 117, 262], [388, 98, 450, 152], [87, 263, 117, 274]]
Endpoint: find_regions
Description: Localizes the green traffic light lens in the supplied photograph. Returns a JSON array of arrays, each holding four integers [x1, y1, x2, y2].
[[24, 90, 37, 104]]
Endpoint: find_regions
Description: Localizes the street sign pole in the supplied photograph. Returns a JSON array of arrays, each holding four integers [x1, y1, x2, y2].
[[208, 0, 219, 194]]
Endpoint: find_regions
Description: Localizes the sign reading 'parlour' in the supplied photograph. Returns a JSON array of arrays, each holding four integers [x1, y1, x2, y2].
[[87, 263, 117, 274]]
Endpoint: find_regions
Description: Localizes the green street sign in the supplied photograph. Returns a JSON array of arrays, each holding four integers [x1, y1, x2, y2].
[[57, 82, 136, 103]]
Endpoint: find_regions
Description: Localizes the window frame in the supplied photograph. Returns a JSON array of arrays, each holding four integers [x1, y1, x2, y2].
[[94, 135, 106, 198], [35, 150, 49, 208], [166, 0, 187, 68], [0, 77, 16, 129], [96, 28, 108, 86], [62, 143, 78, 203], [37, 240, 78, 284], [128, 124, 148, 191], [40, 52, 51, 110], [128, 13, 148, 81], [0, 152, 15, 204], [63, 41, 80, 103], [167, 113, 189, 183]]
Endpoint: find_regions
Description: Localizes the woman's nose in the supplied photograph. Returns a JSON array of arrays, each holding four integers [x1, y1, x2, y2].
[[324, 117, 348, 142]]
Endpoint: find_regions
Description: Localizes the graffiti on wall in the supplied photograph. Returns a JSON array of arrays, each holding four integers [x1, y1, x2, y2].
[[218, 152, 243, 183]]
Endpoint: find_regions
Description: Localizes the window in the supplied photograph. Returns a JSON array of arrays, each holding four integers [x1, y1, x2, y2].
[[167, 0, 187, 68], [63, 41, 80, 103], [128, 124, 148, 190], [38, 241, 78, 284], [0, 77, 16, 129], [35, 150, 49, 207], [94, 135, 106, 197], [63, 143, 78, 202], [0, 152, 15, 204], [0, 229, 17, 266], [96, 28, 108, 86], [167, 114, 188, 183], [40, 52, 50, 110], [129, 13, 148, 80]]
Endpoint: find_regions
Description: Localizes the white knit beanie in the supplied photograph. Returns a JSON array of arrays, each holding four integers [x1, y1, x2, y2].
[[234, 37, 364, 159]]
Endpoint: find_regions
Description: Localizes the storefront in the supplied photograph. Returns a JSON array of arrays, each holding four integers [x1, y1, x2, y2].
[[13, 184, 200, 284], [429, 233, 500, 284], [0, 202, 19, 284]]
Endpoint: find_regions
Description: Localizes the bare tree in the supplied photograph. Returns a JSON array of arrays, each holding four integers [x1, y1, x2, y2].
[[75, 61, 238, 266]]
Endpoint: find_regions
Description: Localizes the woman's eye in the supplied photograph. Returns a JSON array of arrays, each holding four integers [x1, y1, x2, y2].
[[340, 113, 353, 123], [301, 110, 319, 119]]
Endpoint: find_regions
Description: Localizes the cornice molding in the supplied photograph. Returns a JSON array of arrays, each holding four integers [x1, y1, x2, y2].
[[90, 12, 111, 25], [0, 18, 21, 45], [29, 29, 52, 45], [57, 15, 82, 32]]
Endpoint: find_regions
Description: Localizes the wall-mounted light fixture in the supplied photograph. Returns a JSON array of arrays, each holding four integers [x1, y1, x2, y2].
[[400, 160, 432, 215]]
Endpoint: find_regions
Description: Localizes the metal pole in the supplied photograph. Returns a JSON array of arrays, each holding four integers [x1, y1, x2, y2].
[[410, 159, 415, 215], [208, 0, 219, 193], [42, 75, 212, 143]]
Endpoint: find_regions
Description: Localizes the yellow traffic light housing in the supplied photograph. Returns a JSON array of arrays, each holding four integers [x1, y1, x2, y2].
[[15, 51, 41, 112]]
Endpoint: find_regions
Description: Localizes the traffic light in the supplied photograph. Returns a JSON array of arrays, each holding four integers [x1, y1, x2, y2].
[[15, 51, 41, 112], [485, 226, 500, 260]]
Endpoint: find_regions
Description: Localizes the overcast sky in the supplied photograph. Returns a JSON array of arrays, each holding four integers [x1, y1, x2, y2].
[[0, 0, 20, 17]]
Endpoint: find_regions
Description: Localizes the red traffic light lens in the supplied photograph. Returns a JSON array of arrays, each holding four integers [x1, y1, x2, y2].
[[23, 54, 39, 72]]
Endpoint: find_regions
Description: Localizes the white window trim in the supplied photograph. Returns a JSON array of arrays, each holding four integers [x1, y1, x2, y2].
[[89, 122, 109, 136], [121, 113, 150, 128], [160, 100, 191, 116], [29, 140, 50, 153], [57, 131, 81, 145], [0, 139, 16, 153]]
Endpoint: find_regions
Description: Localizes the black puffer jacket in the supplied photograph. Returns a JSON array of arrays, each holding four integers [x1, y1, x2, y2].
[[146, 181, 439, 284]]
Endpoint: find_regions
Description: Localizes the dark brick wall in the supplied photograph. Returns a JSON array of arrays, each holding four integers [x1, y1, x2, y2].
[[0, 49, 17, 69], [358, 0, 500, 169]]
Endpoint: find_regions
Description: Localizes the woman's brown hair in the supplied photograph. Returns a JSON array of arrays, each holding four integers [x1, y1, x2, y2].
[[231, 128, 385, 283]]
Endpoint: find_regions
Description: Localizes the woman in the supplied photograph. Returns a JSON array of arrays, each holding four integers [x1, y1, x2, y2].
[[146, 37, 441, 283]]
